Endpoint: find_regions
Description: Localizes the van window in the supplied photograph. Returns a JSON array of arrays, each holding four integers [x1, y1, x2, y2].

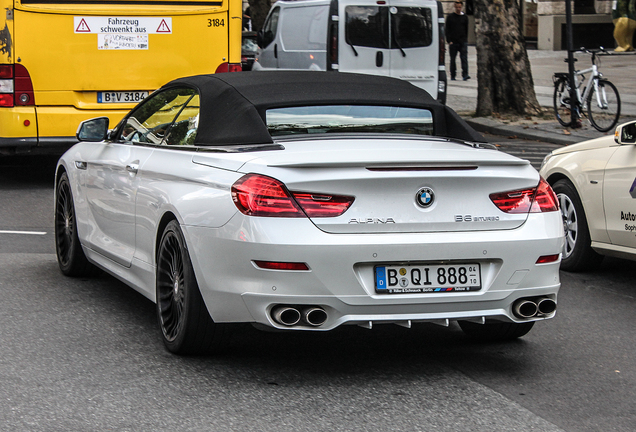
[[266, 105, 433, 136], [261, 7, 280, 48], [345, 6, 432, 49], [345, 6, 389, 48], [392, 8, 433, 48], [281, 5, 328, 50]]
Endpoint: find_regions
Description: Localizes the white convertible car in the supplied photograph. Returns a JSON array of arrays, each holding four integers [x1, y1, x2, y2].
[[55, 72, 563, 354], [540, 120, 636, 272]]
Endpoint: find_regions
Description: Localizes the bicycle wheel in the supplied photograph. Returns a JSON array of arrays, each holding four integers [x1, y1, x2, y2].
[[586, 79, 620, 132], [553, 78, 573, 127]]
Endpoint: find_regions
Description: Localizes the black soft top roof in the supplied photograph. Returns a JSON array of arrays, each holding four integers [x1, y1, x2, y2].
[[162, 71, 484, 146]]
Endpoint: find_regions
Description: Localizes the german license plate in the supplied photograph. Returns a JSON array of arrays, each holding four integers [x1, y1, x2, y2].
[[98, 91, 148, 103], [375, 263, 481, 294]]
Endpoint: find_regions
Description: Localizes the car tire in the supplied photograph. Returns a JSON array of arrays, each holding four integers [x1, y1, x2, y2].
[[156, 220, 227, 355], [552, 179, 603, 272], [55, 171, 97, 277], [458, 320, 535, 341]]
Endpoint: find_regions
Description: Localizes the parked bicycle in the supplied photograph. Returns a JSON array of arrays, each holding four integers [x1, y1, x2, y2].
[[553, 48, 621, 132]]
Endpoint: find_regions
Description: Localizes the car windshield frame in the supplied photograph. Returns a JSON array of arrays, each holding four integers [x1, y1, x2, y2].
[[266, 105, 434, 137]]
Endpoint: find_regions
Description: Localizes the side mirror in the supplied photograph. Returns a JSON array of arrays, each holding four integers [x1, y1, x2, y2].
[[77, 117, 110, 142], [256, 30, 263, 48], [614, 121, 636, 145]]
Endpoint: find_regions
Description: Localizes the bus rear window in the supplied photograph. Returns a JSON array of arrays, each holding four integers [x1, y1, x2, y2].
[[267, 105, 433, 137]]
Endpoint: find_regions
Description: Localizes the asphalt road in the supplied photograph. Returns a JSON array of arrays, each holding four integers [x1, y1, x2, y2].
[[1, 152, 635, 432]]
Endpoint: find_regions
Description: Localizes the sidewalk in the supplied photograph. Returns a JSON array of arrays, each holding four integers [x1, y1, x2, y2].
[[447, 46, 636, 146]]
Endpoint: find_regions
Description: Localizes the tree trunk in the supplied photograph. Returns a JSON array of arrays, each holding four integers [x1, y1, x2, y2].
[[248, 0, 271, 33], [474, 0, 542, 117]]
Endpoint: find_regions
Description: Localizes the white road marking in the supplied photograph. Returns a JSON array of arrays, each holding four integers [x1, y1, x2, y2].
[[0, 230, 47, 235]]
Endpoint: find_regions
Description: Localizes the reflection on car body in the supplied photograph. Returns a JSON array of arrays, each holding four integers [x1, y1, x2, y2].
[[55, 71, 562, 355], [540, 120, 636, 272]]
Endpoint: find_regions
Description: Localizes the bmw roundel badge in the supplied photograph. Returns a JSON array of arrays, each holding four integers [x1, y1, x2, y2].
[[415, 187, 435, 208]]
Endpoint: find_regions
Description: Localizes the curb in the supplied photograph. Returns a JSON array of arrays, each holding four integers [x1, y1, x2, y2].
[[462, 117, 613, 146]]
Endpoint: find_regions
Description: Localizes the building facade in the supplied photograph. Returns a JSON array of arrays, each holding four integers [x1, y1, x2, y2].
[[441, 0, 618, 50]]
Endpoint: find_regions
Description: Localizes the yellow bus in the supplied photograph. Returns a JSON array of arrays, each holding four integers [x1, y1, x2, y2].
[[0, 0, 242, 155]]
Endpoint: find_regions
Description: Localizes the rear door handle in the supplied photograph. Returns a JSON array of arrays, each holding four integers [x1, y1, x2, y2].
[[376, 51, 383, 67]]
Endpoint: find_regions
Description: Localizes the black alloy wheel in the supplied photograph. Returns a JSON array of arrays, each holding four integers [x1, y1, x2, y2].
[[156, 220, 226, 355], [55, 172, 96, 276]]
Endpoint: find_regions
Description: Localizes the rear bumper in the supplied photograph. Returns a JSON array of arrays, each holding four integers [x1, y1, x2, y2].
[[240, 286, 559, 331], [184, 211, 564, 330]]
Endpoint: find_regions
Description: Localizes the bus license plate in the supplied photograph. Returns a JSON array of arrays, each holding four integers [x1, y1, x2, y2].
[[375, 263, 481, 294], [98, 91, 148, 104]]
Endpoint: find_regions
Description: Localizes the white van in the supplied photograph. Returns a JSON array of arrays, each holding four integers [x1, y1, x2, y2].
[[254, 0, 447, 103]]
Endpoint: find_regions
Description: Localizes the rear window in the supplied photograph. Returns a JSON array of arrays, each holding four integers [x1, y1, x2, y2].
[[266, 105, 433, 137], [345, 6, 432, 49], [393, 7, 433, 48]]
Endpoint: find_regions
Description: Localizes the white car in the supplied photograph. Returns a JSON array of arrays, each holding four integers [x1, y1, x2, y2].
[[55, 71, 562, 354], [540, 120, 636, 272]]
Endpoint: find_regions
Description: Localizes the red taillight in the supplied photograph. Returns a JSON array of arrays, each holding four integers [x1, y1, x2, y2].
[[532, 178, 559, 212], [291, 192, 354, 217], [253, 260, 310, 271], [215, 62, 242, 73], [328, 22, 339, 69], [438, 23, 446, 66], [0, 65, 13, 79], [490, 178, 559, 214], [232, 174, 305, 217], [536, 254, 560, 264], [0, 94, 13, 107], [14, 64, 35, 106], [232, 173, 354, 218], [0, 64, 35, 107]]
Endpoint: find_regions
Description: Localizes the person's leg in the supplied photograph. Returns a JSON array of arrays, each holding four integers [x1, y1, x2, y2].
[[460, 42, 469, 80], [449, 44, 459, 80]]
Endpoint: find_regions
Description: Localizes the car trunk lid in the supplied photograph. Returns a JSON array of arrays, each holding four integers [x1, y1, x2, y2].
[[236, 138, 539, 234]]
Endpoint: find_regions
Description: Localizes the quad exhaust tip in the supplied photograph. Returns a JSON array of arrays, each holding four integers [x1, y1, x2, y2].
[[271, 306, 301, 326], [537, 297, 557, 315], [302, 307, 328, 327], [513, 297, 557, 319], [271, 305, 327, 327]]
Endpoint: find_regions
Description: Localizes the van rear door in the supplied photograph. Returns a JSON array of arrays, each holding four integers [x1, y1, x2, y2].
[[338, 0, 439, 99], [388, 1, 438, 99], [339, 4, 391, 77]]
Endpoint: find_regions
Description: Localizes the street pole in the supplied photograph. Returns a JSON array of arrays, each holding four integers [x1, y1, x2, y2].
[[565, 0, 580, 128]]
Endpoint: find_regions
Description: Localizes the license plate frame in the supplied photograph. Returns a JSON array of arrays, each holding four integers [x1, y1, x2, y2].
[[97, 91, 148, 104], [375, 263, 481, 294]]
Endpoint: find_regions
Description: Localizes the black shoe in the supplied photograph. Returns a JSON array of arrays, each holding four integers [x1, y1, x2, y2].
[[451, 77, 456, 81], [463, 75, 471, 81]]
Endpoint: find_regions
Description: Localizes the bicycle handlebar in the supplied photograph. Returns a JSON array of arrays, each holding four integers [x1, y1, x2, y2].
[[574, 47, 610, 55], [563, 47, 611, 64]]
